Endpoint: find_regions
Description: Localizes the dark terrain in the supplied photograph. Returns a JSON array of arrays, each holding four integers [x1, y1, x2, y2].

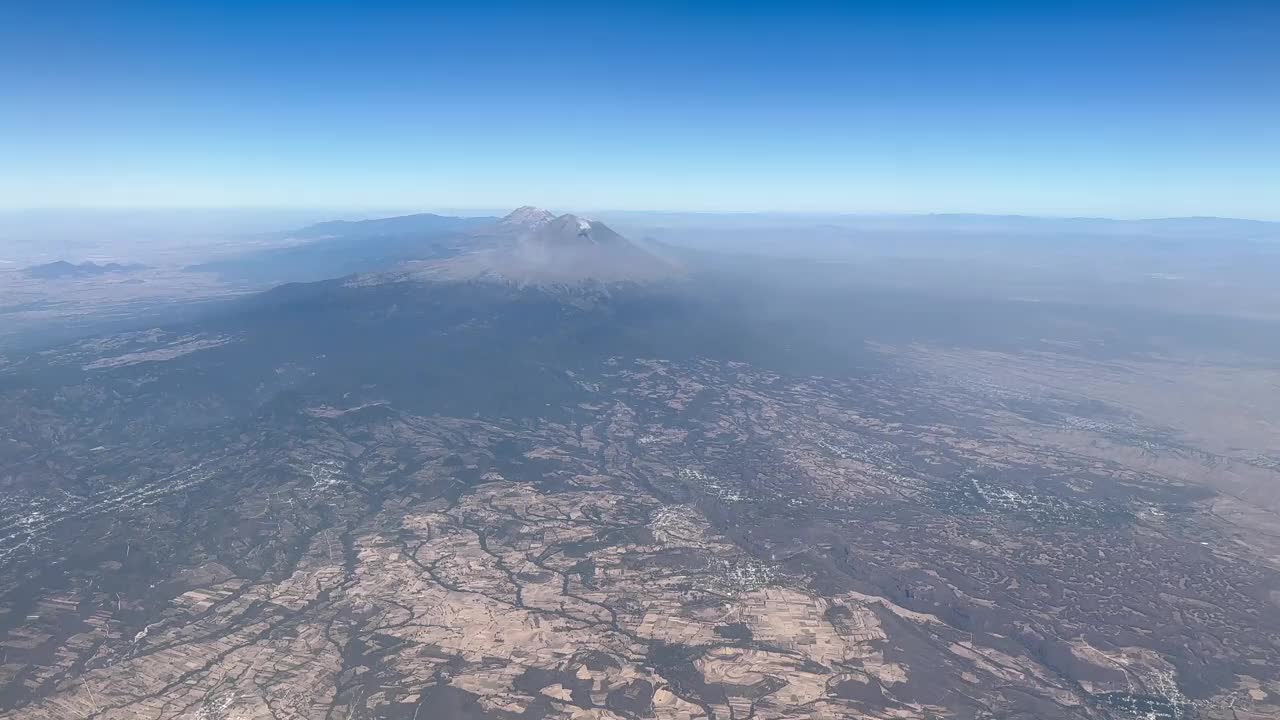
[[22, 261, 149, 280], [0, 211, 1278, 719]]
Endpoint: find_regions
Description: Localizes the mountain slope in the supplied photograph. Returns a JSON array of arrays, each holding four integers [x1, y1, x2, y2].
[[400, 207, 685, 287], [293, 212, 497, 239], [186, 213, 497, 286]]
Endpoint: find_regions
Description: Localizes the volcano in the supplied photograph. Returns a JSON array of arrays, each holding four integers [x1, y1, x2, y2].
[[397, 207, 684, 287]]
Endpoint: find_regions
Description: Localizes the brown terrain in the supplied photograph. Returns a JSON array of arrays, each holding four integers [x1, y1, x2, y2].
[[1, 330, 1278, 719], [0, 214, 1278, 719]]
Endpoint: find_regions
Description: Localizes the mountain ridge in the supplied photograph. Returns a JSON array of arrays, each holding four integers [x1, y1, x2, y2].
[[23, 260, 148, 279], [370, 207, 685, 288]]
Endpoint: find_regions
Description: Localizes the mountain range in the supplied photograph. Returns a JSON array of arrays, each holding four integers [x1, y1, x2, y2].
[[190, 207, 684, 289], [22, 260, 148, 279]]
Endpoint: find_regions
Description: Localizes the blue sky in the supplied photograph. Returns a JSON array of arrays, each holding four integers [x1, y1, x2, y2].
[[2, 2, 1276, 218]]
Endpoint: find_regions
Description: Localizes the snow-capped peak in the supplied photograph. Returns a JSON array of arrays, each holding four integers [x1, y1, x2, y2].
[[502, 206, 556, 227]]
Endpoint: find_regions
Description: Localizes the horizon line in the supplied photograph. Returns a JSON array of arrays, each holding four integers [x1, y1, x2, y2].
[[2, 205, 1278, 225]]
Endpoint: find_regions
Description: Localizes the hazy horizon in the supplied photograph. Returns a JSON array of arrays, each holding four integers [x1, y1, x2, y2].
[[3, 205, 1280, 224]]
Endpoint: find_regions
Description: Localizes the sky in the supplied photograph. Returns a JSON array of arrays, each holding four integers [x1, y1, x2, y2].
[[1, 1, 1277, 219]]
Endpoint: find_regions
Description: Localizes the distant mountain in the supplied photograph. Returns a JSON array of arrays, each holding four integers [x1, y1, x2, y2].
[[23, 260, 148, 279], [292, 212, 496, 239], [884, 214, 1280, 240], [186, 212, 498, 286], [391, 208, 685, 287], [187, 208, 682, 290], [500, 206, 556, 228]]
